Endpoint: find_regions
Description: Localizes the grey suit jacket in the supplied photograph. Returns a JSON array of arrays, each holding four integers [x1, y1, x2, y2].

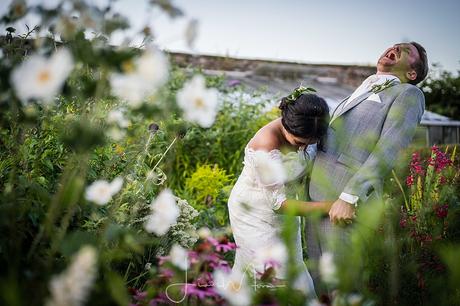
[[309, 83, 425, 203]]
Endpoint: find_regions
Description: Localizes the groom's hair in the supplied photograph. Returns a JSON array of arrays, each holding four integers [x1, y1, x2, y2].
[[409, 41, 428, 85], [279, 93, 330, 146]]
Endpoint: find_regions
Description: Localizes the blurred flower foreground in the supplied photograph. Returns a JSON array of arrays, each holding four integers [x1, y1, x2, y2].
[[1, 1, 460, 306]]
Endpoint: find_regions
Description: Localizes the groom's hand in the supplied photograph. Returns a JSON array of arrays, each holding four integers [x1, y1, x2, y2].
[[329, 199, 356, 225]]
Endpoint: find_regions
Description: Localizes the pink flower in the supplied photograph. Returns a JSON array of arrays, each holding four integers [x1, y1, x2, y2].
[[406, 175, 415, 186], [207, 237, 237, 253], [429, 146, 453, 172], [159, 268, 174, 279], [400, 218, 407, 228], [439, 176, 447, 185], [434, 204, 448, 219], [182, 273, 219, 300], [410, 152, 425, 175]]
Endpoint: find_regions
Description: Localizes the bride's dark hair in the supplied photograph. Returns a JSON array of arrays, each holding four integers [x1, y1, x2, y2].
[[279, 93, 330, 149]]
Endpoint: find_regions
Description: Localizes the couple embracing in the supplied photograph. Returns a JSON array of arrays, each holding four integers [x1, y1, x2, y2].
[[227, 42, 428, 297]]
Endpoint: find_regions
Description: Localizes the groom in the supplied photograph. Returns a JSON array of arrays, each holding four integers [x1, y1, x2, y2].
[[306, 42, 428, 285]]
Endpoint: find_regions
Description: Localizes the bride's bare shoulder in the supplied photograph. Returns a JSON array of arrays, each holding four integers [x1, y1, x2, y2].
[[247, 122, 280, 152]]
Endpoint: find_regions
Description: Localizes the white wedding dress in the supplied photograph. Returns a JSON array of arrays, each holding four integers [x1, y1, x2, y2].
[[228, 145, 316, 295]]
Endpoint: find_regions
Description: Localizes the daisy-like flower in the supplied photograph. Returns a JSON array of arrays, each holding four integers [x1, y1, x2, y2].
[[319, 251, 338, 285], [109, 47, 169, 107], [107, 108, 130, 128], [347, 293, 363, 306], [213, 268, 251, 306], [176, 75, 219, 128], [254, 240, 287, 271], [46, 245, 98, 306], [85, 177, 123, 205], [169, 244, 189, 270], [11, 48, 74, 105], [144, 189, 180, 236], [252, 150, 286, 186], [29, 0, 61, 10], [197, 227, 211, 239]]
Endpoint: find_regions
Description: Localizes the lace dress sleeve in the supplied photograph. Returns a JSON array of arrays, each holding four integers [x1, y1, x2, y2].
[[244, 145, 316, 211]]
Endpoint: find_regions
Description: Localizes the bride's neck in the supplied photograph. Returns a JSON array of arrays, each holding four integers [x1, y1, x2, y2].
[[273, 118, 292, 148]]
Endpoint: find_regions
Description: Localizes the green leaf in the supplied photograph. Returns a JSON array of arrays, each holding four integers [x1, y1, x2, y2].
[[106, 271, 130, 306]]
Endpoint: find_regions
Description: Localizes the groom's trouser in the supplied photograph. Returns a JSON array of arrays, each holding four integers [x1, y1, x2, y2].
[[305, 216, 352, 294]]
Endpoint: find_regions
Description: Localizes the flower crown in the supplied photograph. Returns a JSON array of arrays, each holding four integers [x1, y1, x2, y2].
[[285, 85, 317, 104]]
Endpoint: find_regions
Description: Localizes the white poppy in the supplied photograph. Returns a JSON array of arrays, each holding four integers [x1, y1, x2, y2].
[[197, 227, 211, 239], [11, 48, 74, 105], [319, 251, 338, 285], [169, 244, 189, 270], [176, 75, 219, 128], [213, 268, 251, 306], [85, 177, 123, 205], [46, 245, 98, 306], [252, 150, 286, 186], [107, 109, 130, 128], [109, 47, 169, 107], [347, 293, 363, 306], [254, 240, 287, 271], [106, 126, 126, 141], [144, 189, 180, 236]]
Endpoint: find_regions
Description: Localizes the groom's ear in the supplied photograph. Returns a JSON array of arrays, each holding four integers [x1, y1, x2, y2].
[[406, 69, 417, 82]]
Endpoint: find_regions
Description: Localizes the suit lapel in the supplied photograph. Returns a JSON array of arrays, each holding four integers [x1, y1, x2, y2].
[[330, 91, 372, 124]]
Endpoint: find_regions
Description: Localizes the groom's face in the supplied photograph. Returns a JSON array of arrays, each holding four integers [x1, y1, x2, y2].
[[377, 43, 420, 83]]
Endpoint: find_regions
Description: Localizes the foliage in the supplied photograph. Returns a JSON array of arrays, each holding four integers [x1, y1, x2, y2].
[[322, 145, 460, 306], [421, 64, 460, 119]]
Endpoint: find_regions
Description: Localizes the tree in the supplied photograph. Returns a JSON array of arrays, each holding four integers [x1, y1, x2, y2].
[[421, 63, 460, 120]]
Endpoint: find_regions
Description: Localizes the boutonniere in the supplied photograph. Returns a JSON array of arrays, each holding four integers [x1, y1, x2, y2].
[[370, 79, 397, 94], [285, 85, 316, 104]]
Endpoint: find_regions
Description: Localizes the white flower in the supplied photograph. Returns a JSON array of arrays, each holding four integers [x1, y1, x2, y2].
[[11, 48, 74, 105], [106, 126, 126, 141], [46, 245, 98, 306], [252, 150, 286, 186], [197, 227, 211, 239], [254, 240, 287, 271], [29, 0, 61, 10], [85, 177, 123, 205], [144, 189, 180, 236], [169, 244, 189, 270], [176, 75, 219, 128], [136, 48, 169, 86], [213, 268, 251, 306], [347, 293, 363, 305], [319, 251, 338, 285], [107, 109, 130, 128], [109, 47, 169, 107]]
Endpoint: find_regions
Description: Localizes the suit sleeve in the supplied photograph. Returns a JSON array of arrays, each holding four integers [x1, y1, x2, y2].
[[342, 85, 425, 202]]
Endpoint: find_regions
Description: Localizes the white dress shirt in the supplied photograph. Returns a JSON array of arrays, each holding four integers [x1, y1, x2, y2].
[[339, 74, 400, 205]]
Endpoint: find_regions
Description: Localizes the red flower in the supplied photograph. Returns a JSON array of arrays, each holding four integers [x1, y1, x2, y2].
[[410, 152, 425, 175], [406, 175, 415, 186], [400, 218, 407, 228], [434, 204, 448, 219], [430, 146, 453, 172]]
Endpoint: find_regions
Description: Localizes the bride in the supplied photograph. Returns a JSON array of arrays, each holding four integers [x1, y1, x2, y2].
[[227, 87, 332, 295]]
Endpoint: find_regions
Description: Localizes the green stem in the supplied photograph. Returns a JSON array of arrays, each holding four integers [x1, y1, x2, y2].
[[151, 136, 178, 173], [392, 170, 409, 212]]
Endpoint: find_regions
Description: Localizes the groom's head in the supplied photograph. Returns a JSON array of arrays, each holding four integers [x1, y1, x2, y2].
[[377, 42, 428, 85]]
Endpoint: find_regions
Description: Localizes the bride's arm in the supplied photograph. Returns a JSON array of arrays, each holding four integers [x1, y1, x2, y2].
[[276, 200, 332, 216]]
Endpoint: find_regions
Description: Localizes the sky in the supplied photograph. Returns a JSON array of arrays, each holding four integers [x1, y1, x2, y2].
[[2, 0, 460, 74]]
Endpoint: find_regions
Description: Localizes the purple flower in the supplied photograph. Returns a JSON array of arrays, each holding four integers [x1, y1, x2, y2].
[[207, 237, 237, 253], [227, 79, 241, 87], [182, 282, 219, 300]]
